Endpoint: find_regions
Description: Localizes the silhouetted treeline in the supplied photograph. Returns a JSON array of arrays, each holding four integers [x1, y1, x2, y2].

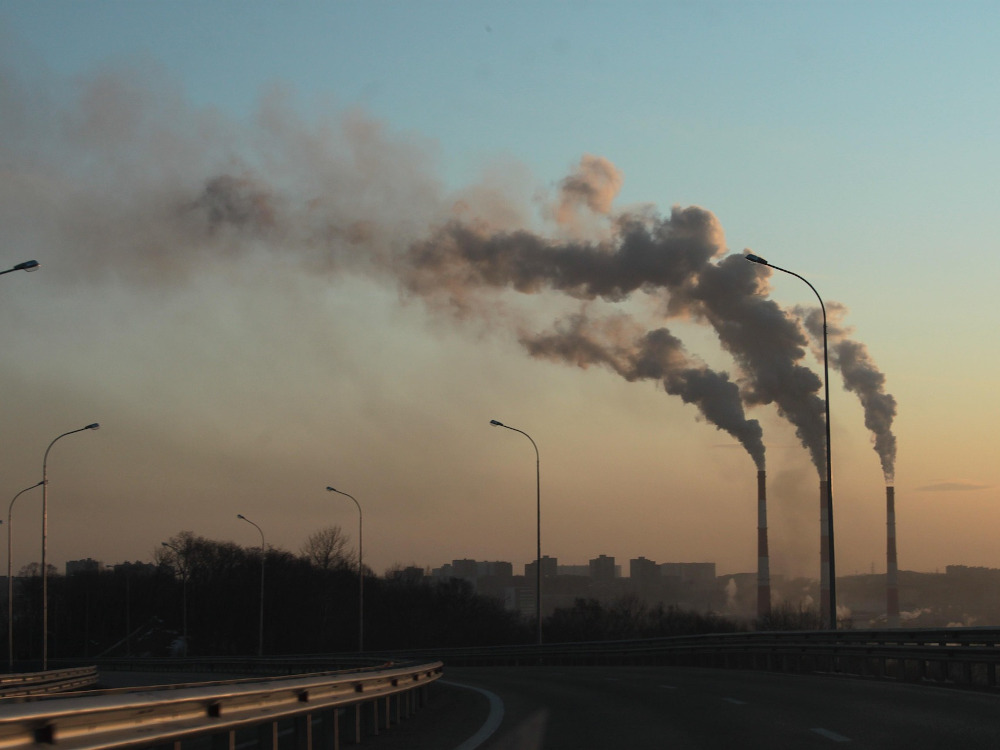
[[4, 530, 532, 661], [543, 595, 746, 642], [4, 533, 778, 664]]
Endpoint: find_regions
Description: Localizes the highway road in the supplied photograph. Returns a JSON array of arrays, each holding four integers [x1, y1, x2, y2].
[[92, 664, 1000, 748], [425, 665, 1000, 749]]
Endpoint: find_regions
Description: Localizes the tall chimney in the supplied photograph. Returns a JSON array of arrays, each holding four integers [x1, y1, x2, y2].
[[886, 485, 900, 628], [819, 480, 831, 627], [757, 469, 771, 621]]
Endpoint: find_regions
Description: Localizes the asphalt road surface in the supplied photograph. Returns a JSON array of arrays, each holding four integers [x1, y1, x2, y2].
[[93, 665, 1000, 748], [427, 665, 1000, 749]]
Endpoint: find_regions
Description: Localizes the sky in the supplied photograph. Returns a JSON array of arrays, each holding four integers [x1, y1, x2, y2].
[[1, 1, 998, 590]]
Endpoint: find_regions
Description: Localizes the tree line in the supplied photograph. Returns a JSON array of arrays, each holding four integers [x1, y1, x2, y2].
[[7, 527, 531, 662], [5, 528, 787, 665]]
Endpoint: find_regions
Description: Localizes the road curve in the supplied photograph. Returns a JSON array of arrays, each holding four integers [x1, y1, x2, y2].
[[94, 665, 1000, 748], [440, 664, 1000, 749]]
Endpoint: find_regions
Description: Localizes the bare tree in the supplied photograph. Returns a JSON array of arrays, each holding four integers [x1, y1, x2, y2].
[[18, 562, 58, 577], [300, 525, 351, 571]]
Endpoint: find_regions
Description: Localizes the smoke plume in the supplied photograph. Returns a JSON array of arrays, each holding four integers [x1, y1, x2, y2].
[[403, 212, 827, 474], [2, 63, 883, 480], [690, 256, 826, 473], [553, 154, 624, 235], [799, 304, 898, 482], [521, 313, 765, 469]]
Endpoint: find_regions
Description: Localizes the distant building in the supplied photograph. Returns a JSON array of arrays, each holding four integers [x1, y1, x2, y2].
[[112, 561, 157, 576], [630, 556, 659, 583], [589, 554, 618, 581], [477, 560, 513, 578], [66, 558, 103, 575], [524, 555, 558, 580], [450, 559, 479, 582], [660, 562, 716, 585], [433, 559, 514, 583], [504, 586, 535, 618]]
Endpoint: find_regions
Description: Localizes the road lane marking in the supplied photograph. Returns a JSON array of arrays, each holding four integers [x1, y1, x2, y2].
[[722, 697, 747, 705], [659, 685, 678, 689], [812, 728, 851, 742], [443, 681, 505, 750]]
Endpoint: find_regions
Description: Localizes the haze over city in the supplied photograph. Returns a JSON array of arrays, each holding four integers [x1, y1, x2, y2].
[[1, 1, 997, 588]]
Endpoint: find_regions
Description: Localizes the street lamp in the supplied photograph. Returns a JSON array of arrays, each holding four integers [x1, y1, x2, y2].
[[746, 253, 837, 629], [0, 260, 39, 276], [236, 515, 265, 656], [325, 487, 364, 652], [41, 422, 99, 669], [489, 419, 542, 645], [8, 481, 42, 672], [161, 542, 188, 654]]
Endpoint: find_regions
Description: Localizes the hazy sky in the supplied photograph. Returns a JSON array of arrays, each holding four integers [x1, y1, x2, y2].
[[1, 1, 998, 586]]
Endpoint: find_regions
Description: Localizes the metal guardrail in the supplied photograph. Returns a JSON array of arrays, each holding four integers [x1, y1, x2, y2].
[[90, 654, 391, 677], [381, 627, 1000, 689], [1, 628, 998, 749], [0, 668, 98, 698], [0, 661, 442, 750]]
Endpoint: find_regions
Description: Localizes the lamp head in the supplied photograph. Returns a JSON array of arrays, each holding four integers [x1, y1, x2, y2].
[[237, 514, 246, 520], [489, 419, 504, 427], [326, 486, 336, 492], [85, 423, 100, 430], [14, 260, 39, 272], [745, 253, 769, 265]]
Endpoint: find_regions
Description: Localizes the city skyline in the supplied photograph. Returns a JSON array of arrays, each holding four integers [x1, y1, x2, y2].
[[23, 544, 993, 585], [1, 3, 998, 583]]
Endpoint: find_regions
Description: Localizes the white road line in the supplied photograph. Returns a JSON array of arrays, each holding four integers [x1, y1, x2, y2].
[[443, 680, 505, 750], [812, 727, 851, 742], [722, 697, 747, 705], [658, 684, 678, 690]]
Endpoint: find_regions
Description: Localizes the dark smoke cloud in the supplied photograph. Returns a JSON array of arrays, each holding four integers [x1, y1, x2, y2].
[[521, 313, 766, 469], [0, 66, 449, 287], [1, 61, 877, 479], [403, 207, 722, 307], [695, 257, 826, 473], [799, 303, 898, 482], [403, 211, 828, 474], [186, 175, 278, 233]]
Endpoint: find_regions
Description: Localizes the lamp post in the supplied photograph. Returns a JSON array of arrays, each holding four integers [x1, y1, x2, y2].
[[41, 422, 99, 669], [745, 253, 837, 629], [489, 419, 542, 645], [161, 542, 188, 653], [236, 515, 265, 656], [8, 481, 42, 672], [0, 260, 39, 276], [325, 487, 364, 652]]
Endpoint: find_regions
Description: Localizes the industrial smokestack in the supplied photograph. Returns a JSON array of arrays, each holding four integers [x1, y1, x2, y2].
[[819, 480, 831, 627], [886, 485, 900, 628], [757, 469, 771, 621]]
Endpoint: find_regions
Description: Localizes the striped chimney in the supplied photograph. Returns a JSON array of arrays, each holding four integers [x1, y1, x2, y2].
[[757, 470, 771, 620], [886, 485, 900, 628], [819, 480, 831, 627]]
